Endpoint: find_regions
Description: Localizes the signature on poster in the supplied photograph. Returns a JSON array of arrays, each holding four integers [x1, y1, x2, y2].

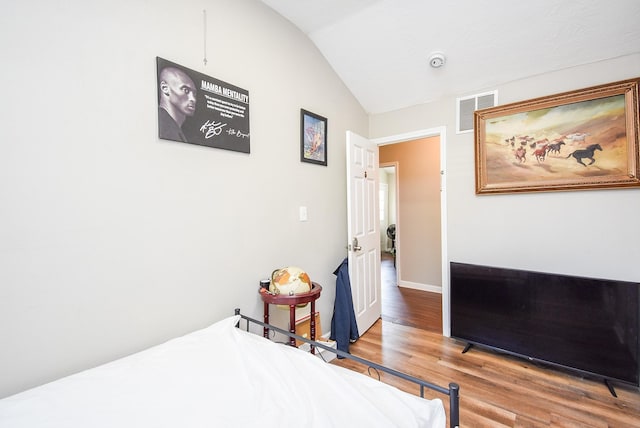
[[226, 129, 250, 139], [200, 120, 227, 139]]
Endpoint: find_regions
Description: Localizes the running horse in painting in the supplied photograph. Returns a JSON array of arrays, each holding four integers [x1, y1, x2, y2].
[[566, 144, 602, 166], [547, 140, 566, 155]]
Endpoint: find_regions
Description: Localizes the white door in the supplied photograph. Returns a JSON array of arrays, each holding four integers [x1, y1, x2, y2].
[[346, 131, 381, 336]]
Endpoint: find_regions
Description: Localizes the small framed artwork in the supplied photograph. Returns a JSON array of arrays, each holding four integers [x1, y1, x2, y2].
[[300, 109, 327, 166], [474, 77, 640, 194]]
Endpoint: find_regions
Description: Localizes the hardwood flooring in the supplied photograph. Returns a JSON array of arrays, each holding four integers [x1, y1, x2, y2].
[[380, 252, 442, 333], [331, 253, 640, 427]]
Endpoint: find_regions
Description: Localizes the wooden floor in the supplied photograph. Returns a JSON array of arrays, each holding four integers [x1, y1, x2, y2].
[[379, 252, 442, 333], [332, 253, 640, 427]]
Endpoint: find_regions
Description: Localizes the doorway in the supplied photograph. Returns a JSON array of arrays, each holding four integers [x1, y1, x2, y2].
[[372, 127, 449, 336], [379, 164, 400, 324], [379, 164, 397, 268]]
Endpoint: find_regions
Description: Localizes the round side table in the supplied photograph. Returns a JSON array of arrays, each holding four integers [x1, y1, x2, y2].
[[259, 282, 322, 353]]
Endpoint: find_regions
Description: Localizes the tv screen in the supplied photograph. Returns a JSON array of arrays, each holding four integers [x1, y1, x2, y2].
[[450, 262, 640, 386]]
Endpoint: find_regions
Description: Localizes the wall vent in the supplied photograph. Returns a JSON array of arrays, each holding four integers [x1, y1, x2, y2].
[[456, 90, 498, 134]]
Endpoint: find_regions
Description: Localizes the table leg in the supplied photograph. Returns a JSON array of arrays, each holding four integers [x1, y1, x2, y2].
[[310, 300, 316, 354], [263, 301, 269, 339], [289, 305, 296, 347]]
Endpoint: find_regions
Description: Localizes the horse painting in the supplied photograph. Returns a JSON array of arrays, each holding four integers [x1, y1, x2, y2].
[[566, 144, 602, 166]]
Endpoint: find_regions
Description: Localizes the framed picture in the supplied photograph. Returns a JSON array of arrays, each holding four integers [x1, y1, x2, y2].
[[300, 109, 327, 166], [156, 57, 250, 153], [474, 77, 640, 194]]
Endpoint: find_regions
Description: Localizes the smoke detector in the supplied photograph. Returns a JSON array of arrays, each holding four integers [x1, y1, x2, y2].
[[429, 52, 446, 68]]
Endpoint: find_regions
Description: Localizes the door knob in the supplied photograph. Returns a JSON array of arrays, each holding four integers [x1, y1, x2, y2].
[[351, 237, 362, 252]]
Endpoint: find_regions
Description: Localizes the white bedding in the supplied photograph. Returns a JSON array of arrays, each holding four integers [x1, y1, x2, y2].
[[0, 315, 445, 427]]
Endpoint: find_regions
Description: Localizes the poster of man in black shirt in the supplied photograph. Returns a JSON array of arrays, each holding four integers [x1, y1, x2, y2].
[[156, 57, 250, 153]]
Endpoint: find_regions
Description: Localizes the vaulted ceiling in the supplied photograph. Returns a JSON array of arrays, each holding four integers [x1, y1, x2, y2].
[[261, 0, 640, 114]]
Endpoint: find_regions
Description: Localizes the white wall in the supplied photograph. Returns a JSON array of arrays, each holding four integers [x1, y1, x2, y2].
[[0, 0, 368, 398], [370, 54, 640, 334]]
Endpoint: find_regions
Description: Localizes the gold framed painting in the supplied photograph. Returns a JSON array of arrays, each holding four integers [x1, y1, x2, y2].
[[474, 77, 640, 194]]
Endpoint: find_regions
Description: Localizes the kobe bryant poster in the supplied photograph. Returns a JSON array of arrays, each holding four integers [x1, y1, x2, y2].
[[156, 57, 250, 153]]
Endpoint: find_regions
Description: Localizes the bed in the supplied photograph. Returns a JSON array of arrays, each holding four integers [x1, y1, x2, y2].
[[0, 309, 460, 427]]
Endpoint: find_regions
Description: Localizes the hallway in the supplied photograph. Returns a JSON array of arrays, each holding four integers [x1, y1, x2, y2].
[[380, 252, 442, 333]]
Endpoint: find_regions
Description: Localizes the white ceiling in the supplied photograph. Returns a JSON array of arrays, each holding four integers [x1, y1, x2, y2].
[[261, 0, 640, 114]]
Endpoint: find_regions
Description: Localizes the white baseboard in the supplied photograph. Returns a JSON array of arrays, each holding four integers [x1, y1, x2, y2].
[[398, 280, 442, 294]]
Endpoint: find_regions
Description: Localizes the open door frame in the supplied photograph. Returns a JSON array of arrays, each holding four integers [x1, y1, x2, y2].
[[372, 126, 450, 337]]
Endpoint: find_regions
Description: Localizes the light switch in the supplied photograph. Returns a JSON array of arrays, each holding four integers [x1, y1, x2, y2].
[[299, 206, 308, 222]]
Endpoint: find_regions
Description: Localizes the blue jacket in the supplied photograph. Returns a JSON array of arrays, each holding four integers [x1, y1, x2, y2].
[[330, 258, 359, 356]]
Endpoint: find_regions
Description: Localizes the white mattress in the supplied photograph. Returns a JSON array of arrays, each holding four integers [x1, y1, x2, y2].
[[0, 315, 445, 427]]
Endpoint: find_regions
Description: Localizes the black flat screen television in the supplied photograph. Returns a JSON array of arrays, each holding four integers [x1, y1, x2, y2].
[[450, 262, 640, 389]]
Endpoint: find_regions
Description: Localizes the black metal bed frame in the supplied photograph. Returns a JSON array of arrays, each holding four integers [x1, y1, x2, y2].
[[234, 309, 460, 428]]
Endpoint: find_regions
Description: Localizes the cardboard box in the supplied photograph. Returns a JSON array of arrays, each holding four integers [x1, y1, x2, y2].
[[295, 313, 322, 346]]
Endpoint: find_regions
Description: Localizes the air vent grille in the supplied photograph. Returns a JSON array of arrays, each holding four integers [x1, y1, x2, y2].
[[456, 90, 497, 134]]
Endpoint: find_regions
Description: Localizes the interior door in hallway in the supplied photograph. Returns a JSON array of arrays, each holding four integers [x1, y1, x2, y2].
[[346, 131, 381, 336]]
